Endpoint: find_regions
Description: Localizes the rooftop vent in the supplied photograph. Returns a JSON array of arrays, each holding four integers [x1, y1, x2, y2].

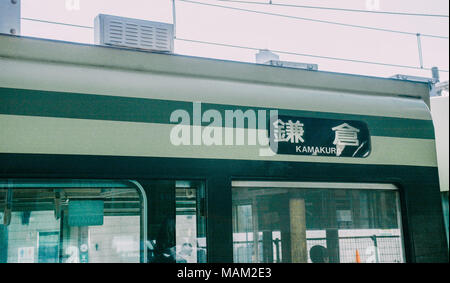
[[255, 49, 318, 71], [94, 14, 174, 53], [265, 60, 318, 71], [255, 49, 279, 64]]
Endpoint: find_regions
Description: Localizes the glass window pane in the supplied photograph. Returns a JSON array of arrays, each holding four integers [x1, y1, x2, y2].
[[232, 182, 405, 263], [145, 180, 206, 263], [442, 192, 449, 247], [0, 179, 207, 263], [0, 180, 144, 263]]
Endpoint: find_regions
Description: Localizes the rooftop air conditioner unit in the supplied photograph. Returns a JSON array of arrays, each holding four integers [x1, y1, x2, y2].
[[94, 14, 174, 53]]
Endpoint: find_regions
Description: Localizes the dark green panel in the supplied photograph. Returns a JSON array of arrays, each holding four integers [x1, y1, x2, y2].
[[0, 87, 435, 139]]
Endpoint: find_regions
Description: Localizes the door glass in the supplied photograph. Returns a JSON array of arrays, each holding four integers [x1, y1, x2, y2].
[[0, 180, 145, 263], [143, 180, 206, 263], [442, 192, 449, 247], [38, 231, 59, 263], [232, 181, 405, 263]]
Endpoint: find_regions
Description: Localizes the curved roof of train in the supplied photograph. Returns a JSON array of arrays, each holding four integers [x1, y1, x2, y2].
[[0, 34, 432, 120]]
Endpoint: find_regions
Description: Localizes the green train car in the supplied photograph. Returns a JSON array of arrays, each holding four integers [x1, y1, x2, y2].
[[0, 34, 447, 263]]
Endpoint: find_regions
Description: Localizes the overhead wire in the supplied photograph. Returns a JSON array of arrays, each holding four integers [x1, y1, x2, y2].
[[175, 37, 449, 72], [215, 0, 450, 18], [21, 17, 93, 29], [178, 0, 449, 39], [20, 13, 449, 73]]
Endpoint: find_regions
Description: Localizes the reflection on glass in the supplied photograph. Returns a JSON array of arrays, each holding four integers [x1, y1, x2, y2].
[[0, 180, 143, 263], [232, 183, 405, 263]]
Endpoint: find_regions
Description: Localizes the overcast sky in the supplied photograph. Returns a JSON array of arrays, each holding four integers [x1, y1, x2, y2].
[[20, 0, 449, 81]]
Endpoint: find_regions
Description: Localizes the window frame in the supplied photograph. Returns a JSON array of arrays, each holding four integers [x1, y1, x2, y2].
[[231, 180, 406, 263], [0, 179, 148, 263]]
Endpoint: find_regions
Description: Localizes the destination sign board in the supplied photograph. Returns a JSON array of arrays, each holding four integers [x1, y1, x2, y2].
[[269, 115, 371, 158]]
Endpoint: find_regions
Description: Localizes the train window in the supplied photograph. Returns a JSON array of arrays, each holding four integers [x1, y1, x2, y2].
[[232, 181, 405, 263], [442, 192, 449, 247], [144, 180, 207, 263], [0, 180, 146, 263]]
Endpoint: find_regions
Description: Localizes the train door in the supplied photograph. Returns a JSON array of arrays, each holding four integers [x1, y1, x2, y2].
[[140, 180, 206, 263]]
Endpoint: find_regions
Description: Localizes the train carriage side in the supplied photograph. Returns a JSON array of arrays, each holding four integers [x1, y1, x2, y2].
[[0, 35, 448, 263]]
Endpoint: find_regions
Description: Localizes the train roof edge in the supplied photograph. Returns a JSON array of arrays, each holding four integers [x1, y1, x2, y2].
[[0, 34, 431, 107]]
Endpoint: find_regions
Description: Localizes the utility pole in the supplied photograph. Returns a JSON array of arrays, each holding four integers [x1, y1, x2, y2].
[[431, 66, 440, 83], [172, 0, 177, 39], [416, 33, 424, 69], [430, 67, 445, 97], [0, 0, 21, 35]]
